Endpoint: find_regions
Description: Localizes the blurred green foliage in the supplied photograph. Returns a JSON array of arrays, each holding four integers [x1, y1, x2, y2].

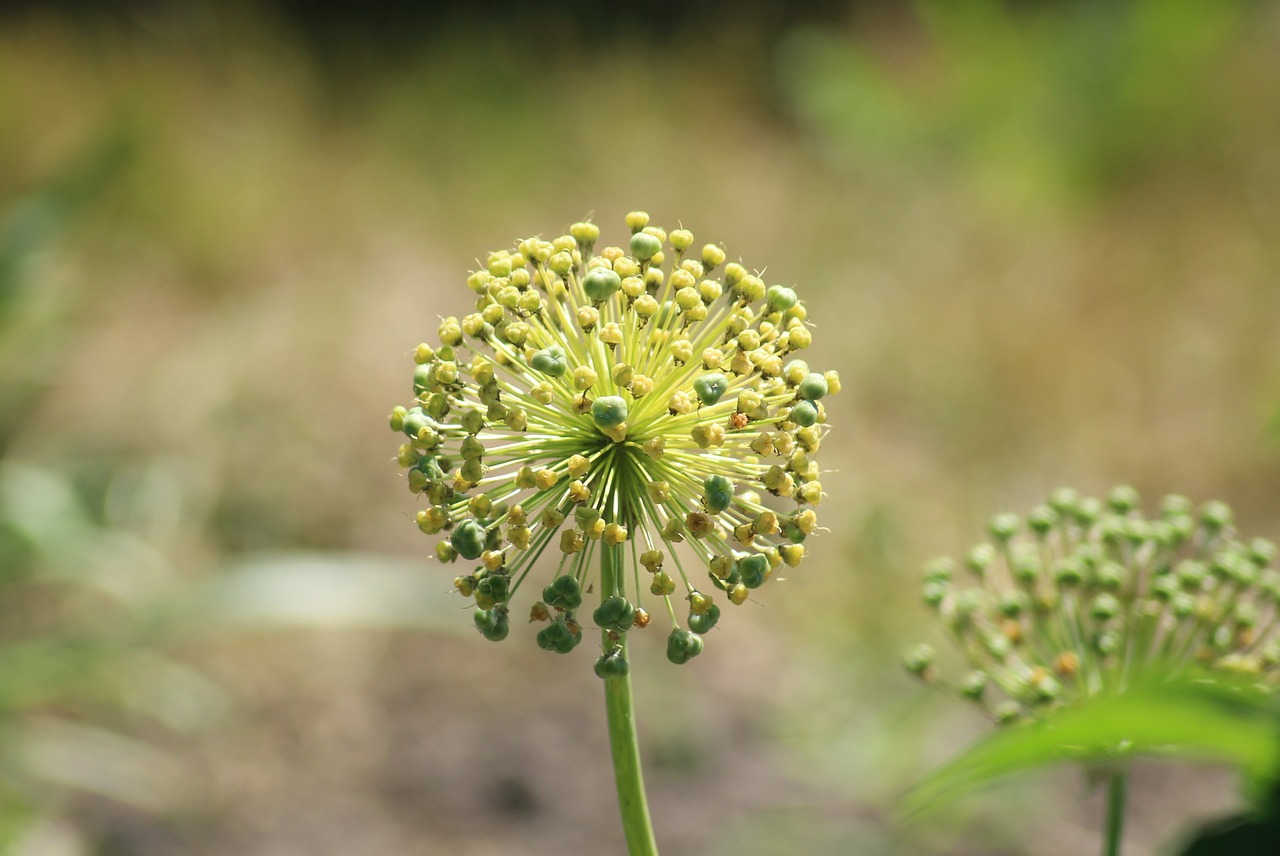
[[903, 677, 1280, 818], [781, 0, 1247, 212]]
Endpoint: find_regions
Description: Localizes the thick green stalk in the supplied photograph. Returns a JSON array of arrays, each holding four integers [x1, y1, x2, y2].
[[1103, 768, 1127, 856], [601, 540, 659, 856]]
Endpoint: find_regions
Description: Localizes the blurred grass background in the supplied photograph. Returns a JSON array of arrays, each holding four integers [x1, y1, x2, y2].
[[0, 0, 1278, 853]]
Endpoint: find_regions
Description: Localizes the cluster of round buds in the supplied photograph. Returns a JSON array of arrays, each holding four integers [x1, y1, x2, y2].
[[905, 487, 1280, 723], [390, 212, 838, 675]]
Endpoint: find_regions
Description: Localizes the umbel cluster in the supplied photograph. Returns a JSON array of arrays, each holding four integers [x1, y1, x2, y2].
[[390, 212, 839, 676], [907, 487, 1280, 721]]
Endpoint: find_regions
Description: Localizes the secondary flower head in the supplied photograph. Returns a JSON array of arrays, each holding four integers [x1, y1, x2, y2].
[[390, 212, 838, 673], [907, 487, 1280, 723]]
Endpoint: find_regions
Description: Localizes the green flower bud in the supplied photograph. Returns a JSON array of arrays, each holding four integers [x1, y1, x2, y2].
[[989, 513, 1020, 543], [703, 475, 734, 513], [536, 617, 582, 654], [542, 575, 583, 610], [593, 595, 636, 632], [790, 400, 818, 427], [591, 395, 628, 429], [531, 345, 568, 377], [474, 607, 509, 642], [738, 553, 769, 589], [450, 519, 487, 560], [583, 267, 622, 302], [1200, 500, 1233, 532], [630, 231, 662, 261], [1108, 485, 1140, 514], [960, 671, 987, 700], [666, 628, 704, 665], [796, 372, 828, 401], [765, 284, 797, 311], [688, 603, 721, 634], [594, 648, 629, 679], [903, 643, 935, 676], [692, 373, 728, 406]]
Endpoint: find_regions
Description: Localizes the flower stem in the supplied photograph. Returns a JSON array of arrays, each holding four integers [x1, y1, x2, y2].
[[601, 540, 659, 856], [1102, 769, 1127, 856]]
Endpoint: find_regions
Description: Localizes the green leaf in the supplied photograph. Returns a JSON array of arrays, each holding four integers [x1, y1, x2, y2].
[[902, 677, 1280, 818]]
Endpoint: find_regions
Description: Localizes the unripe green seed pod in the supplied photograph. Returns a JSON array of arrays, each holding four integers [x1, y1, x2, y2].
[[651, 572, 676, 596], [903, 643, 935, 676], [1108, 484, 1140, 514], [570, 221, 600, 245], [1200, 500, 1233, 532], [536, 617, 582, 654], [989, 513, 1020, 543], [630, 231, 662, 261], [450, 519, 487, 560], [474, 607, 509, 642], [703, 475, 734, 513], [796, 372, 828, 401], [542, 575, 584, 609], [583, 267, 622, 302], [666, 628, 704, 665], [591, 395, 628, 429], [966, 543, 996, 575], [531, 345, 568, 377], [766, 284, 798, 311], [594, 648, 629, 679], [1090, 593, 1121, 621], [960, 671, 987, 700], [573, 366, 598, 391], [790, 400, 818, 427], [593, 595, 636, 632], [688, 603, 721, 634], [693, 373, 728, 406], [738, 554, 769, 589]]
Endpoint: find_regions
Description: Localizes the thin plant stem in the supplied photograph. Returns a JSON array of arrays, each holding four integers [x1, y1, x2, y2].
[[1103, 768, 1127, 856], [601, 539, 659, 856]]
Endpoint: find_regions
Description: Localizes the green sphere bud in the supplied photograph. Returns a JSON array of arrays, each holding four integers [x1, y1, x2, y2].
[[531, 345, 568, 377], [591, 395, 629, 428], [542, 574, 584, 609], [765, 284, 797, 311], [450, 519, 487, 560], [692, 373, 729, 406], [903, 643, 935, 676], [666, 628, 704, 665], [688, 603, 721, 634], [630, 231, 662, 261], [796, 372, 828, 401], [594, 648, 630, 679], [703, 475, 734, 513], [790, 400, 818, 427], [738, 553, 769, 589], [1027, 504, 1056, 536], [989, 513, 1020, 543], [474, 607, 509, 642], [1200, 500, 1233, 532], [1107, 485, 1140, 514], [536, 618, 582, 654], [593, 595, 636, 632], [960, 670, 987, 700], [583, 267, 622, 302]]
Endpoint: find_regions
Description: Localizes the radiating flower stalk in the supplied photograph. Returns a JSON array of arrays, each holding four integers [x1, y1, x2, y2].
[[906, 486, 1280, 856], [390, 211, 837, 854]]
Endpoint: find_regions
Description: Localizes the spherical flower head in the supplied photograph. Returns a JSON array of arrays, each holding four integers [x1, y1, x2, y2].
[[391, 213, 839, 670], [908, 486, 1280, 723]]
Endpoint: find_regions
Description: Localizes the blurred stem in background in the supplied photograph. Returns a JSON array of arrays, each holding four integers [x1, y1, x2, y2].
[[600, 539, 659, 855], [1104, 769, 1127, 856]]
